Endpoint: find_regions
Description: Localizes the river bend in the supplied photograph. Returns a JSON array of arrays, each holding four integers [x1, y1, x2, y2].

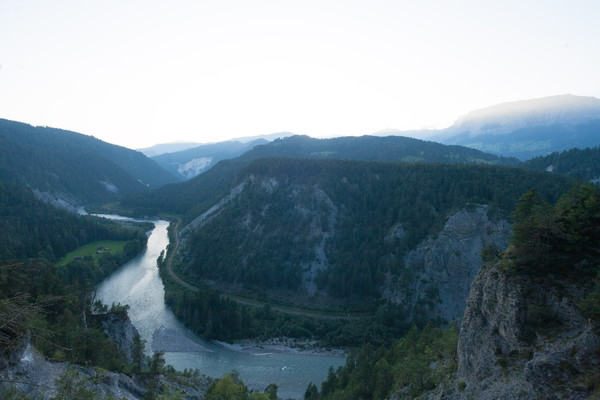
[[96, 218, 345, 399]]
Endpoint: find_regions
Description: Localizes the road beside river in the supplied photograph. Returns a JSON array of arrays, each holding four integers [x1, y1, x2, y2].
[[96, 217, 345, 399]]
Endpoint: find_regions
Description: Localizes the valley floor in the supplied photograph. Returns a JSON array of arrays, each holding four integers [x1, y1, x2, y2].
[[214, 337, 348, 358]]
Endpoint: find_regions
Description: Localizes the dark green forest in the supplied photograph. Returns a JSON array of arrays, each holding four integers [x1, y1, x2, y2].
[[174, 158, 571, 300], [0, 235, 148, 372], [523, 146, 600, 182], [0, 118, 176, 205], [304, 183, 600, 400], [0, 182, 147, 262], [158, 158, 575, 350], [2, 114, 599, 398], [121, 134, 519, 219], [0, 175, 152, 373], [161, 268, 411, 347]]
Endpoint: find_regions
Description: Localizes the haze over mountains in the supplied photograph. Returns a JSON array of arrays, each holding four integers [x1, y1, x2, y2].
[[150, 139, 269, 181], [138, 132, 293, 158], [1, 94, 599, 212], [140, 94, 600, 176], [433, 94, 600, 160], [1, 93, 600, 399], [137, 142, 204, 158], [0, 93, 598, 217], [121, 134, 519, 218]]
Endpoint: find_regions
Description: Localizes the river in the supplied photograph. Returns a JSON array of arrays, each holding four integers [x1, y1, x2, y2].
[[95, 218, 345, 399]]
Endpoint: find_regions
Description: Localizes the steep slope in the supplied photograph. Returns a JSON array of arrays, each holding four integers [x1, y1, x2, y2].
[[435, 94, 600, 160], [151, 139, 267, 181], [0, 181, 147, 262], [383, 204, 510, 323], [1, 335, 209, 399], [122, 134, 518, 219], [523, 146, 600, 183], [452, 260, 599, 399], [171, 158, 571, 318], [0, 118, 177, 206], [310, 185, 600, 400], [450, 184, 600, 399]]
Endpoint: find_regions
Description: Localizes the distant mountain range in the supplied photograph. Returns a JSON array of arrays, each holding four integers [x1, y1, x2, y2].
[[121, 134, 519, 218], [3, 93, 599, 212], [137, 132, 293, 157], [431, 94, 600, 160], [139, 132, 293, 181], [138, 142, 204, 158], [0, 119, 177, 208], [140, 95, 600, 164], [150, 139, 269, 181]]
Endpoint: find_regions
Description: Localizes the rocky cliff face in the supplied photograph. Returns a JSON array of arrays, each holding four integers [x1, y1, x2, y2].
[[450, 261, 600, 399], [0, 335, 148, 399], [383, 205, 510, 323], [0, 315, 210, 399], [97, 312, 140, 364]]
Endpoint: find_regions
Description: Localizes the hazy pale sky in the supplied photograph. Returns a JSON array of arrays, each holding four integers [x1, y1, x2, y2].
[[1, 0, 599, 149]]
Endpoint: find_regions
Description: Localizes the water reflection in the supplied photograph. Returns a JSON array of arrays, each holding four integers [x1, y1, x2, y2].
[[96, 218, 345, 399]]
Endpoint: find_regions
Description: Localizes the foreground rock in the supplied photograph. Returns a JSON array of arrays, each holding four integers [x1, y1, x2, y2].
[[97, 311, 141, 364], [0, 338, 210, 399], [0, 311, 212, 400], [454, 261, 599, 399], [415, 260, 600, 399]]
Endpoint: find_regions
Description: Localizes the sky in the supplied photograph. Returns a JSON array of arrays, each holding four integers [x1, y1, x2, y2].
[[1, 0, 599, 149]]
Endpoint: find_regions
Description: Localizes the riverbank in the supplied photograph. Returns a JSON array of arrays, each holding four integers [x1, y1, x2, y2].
[[214, 337, 347, 358], [97, 217, 346, 400]]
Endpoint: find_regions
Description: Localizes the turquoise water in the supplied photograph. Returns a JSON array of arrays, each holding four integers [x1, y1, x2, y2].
[[96, 218, 345, 399]]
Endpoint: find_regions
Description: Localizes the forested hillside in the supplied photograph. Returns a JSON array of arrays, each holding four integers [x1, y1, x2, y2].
[[172, 158, 571, 311], [121, 134, 518, 219], [151, 138, 267, 181], [522, 146, 600, 182], [0, 182, 152, 375], [306, 183, 600, 400], [0, 174, 165, 398], [0, 181, 147, 262], [239, 135, 518, 165], [0, 118, 176, 206]]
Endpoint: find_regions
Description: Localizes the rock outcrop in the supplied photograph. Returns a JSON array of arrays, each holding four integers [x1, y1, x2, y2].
[[0, 338, 147, 399], [449, 261, 600, 399], [0, 314, 211, 399], [97, 312, 140, 364], [384, 205, 510, 323], [0, 338, 209, 399]]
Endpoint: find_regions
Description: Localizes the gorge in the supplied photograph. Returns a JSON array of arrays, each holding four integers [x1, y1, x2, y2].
[[95, 217, 346, 399]]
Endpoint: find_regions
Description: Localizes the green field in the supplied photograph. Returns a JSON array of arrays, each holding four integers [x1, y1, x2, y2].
[[57, 240, 128, 266]]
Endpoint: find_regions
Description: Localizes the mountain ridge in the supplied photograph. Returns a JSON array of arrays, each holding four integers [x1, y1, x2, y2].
[[448, 94, 600, 136], [431, 94, 600, 160], [0, 118, 177, 207], [121, 134, 519, 219], [170, 158, 571, 315], [150, 138, 268, 181]]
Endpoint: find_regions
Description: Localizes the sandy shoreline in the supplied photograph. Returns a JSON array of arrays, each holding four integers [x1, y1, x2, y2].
[[214, 337, 347, 358]]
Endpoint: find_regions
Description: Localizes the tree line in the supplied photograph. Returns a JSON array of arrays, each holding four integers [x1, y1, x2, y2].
[[173, 158, 571, 301]]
